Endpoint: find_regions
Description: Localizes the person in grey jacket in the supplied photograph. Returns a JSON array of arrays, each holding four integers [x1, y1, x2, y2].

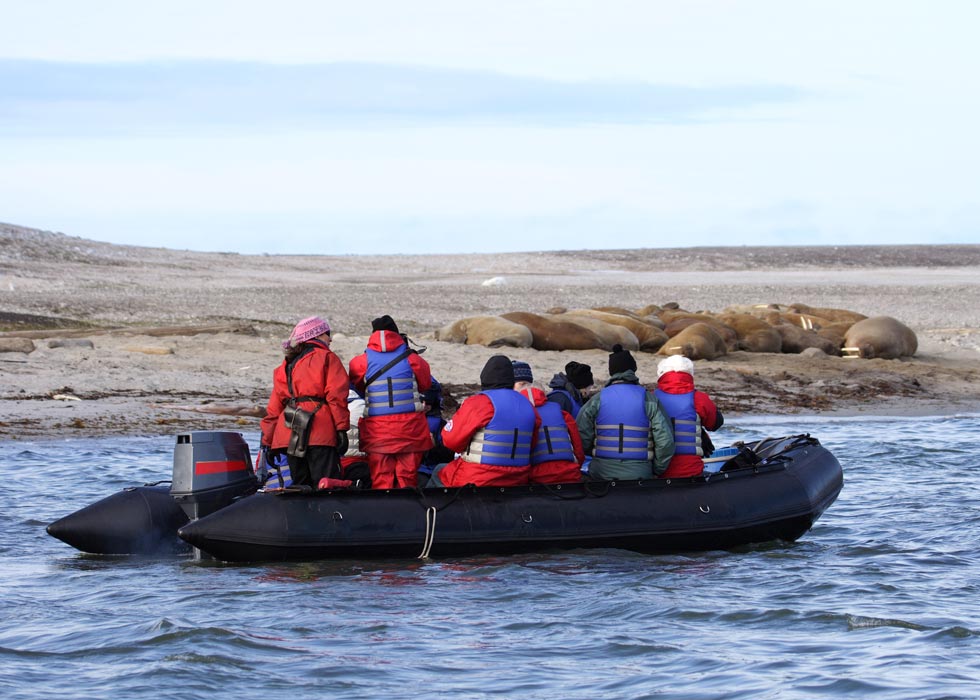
[[576, 344, 674, 480]]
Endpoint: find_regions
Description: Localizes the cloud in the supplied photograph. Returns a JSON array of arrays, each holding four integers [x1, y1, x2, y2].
[[0, 59, 802, 136]]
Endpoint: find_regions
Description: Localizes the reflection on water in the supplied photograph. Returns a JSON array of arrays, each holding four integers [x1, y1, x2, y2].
[[2, 416, 979, 699]]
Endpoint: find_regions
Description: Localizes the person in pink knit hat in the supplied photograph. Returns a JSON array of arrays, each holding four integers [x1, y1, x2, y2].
[[259, 316, 351, 489]]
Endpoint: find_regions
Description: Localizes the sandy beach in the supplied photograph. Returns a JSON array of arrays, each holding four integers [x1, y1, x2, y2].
[[2, 223, 979, 439]]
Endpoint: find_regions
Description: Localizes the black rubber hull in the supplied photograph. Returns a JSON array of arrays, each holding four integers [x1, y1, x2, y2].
[[178, 440, 843, 563], [46, 485, 191, 555]]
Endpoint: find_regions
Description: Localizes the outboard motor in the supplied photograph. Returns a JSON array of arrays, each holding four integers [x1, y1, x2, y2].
[[170, 431, 258, 521]]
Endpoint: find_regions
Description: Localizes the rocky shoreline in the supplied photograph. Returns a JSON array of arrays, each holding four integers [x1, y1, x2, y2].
[[2, 223, 980, 439]]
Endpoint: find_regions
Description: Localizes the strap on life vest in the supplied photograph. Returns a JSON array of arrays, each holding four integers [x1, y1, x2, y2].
[[364, 348, 412, 387], [461, 427, 534, 465]]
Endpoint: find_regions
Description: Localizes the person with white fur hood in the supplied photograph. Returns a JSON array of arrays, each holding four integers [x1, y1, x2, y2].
[[654, 355, 724, 479]]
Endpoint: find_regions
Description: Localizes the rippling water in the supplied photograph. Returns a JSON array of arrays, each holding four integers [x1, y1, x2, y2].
[[2, 415, 979, 700]]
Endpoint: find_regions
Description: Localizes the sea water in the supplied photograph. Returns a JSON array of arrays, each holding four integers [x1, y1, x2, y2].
[[1, 414, 979, 700]]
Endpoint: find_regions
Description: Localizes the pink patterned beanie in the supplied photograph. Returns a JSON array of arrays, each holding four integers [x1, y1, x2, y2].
[[282, 316, 331, 350]]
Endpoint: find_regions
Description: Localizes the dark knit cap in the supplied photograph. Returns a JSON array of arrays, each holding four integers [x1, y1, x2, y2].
[[608, 344, 637, 376], [480, 354, 515, 389], [371, 315, 399, 333], [564, 361, 594, 389], [511, 361, 533, 383]]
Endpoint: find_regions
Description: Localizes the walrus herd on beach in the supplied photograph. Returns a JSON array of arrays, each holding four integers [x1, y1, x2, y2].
[[435, 303, 918, 361], [0, 302, 918, 363]]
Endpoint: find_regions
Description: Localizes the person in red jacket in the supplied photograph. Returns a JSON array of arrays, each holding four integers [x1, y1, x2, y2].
[[259, 316, 351, 489], [348, 315, 433, 489], [512, 360, 584, 484], [654, 354, 724, 479], [427, 355, 540, 488]]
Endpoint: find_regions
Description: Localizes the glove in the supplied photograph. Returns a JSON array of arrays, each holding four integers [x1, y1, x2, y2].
[[336, 430, 350, 455]]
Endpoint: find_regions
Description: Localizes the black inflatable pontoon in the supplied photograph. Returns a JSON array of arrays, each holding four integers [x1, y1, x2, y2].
[[47, 430, 843, 562], [179, 434, 842, 562]]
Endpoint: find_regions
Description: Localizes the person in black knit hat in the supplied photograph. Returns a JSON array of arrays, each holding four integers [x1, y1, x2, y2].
[[371, 315, 399, 334], [426, 354, 540, 488], [546, 360, 595, 418], [348, 314, 432, 489], [607, 344, 637, 375], [575, 344, 674, 481]]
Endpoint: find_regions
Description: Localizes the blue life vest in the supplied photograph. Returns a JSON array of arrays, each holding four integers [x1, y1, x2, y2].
[[364, 348, 422, 417], [547, 388, 582, 417], [426, 414, 443, 435], [594, 383, 653, 461], [531, 401, 576, 464], [262, 452, 293, 489], [654, 389, 703, 456], [461, 389, 536, 467]]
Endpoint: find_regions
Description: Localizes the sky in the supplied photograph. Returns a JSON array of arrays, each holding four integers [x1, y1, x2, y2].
[[1, 1, 979, 255]]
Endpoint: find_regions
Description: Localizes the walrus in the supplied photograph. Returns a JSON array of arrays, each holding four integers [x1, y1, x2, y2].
[[843, 316, 918, 359], [557, 314, 640, 351], [773, 324, 841, 355], [631, 307, 666, 329], [500, 312, 607, 351], [662, 315, 739, 351], [434, 316, 533, 348], [657, 322, 728, 361], [562, 309, 668, 352], [789, 303, 867, 325], [815, 321, 854, 350], [758, 310, 830, 331], [591, 306, 646, 320], [715, 313, 783, 353], [656, 308, 698, 325]]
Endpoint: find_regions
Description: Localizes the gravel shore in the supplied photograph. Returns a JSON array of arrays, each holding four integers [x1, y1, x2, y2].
[[2, 223, 979, 439]]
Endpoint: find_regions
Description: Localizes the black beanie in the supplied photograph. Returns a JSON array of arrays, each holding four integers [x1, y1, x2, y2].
[[480, 354, 515, 389], [371, 315, 399, 333], [564, 361, 594, 389], [608, 344, 637, 376]]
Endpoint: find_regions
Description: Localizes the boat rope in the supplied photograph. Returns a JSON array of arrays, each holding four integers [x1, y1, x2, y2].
[[750, 436, 776, 452], [418, 506, 437, 559]]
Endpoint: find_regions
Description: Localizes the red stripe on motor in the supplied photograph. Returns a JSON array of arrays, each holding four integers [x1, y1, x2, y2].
[[195, 460, 247, 475]]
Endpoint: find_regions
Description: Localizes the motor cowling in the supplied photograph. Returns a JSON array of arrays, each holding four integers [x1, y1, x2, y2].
[[170, 431, 258, 521]]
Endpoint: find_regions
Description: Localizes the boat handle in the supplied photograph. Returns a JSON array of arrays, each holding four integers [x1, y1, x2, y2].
[[522, 513, 533, 523], [699, 505, 710, 514]]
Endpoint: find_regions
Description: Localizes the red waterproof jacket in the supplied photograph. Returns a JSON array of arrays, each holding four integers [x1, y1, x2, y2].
[[656, 371, 722, 478], [260, 340, 351, 450], [438, 392, 541, 487], [520, 386, 584, 484], [348, 330, 433, 454]]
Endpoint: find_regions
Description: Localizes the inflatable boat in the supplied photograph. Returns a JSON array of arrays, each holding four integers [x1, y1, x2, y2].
[[47, 430, 843, 562]]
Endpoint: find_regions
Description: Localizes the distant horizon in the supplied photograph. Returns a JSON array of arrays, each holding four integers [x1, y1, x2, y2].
[[4, 220, 977, 258]]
